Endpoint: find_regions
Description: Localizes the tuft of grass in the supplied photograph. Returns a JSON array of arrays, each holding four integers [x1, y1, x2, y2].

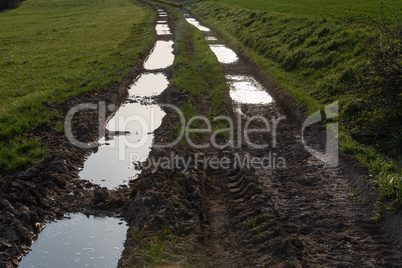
[[371, 201, 384, 223], [347, 187, 361, 202], [375, 174, 402, 202], [0, 0, 156, 175], [141, 235, 167, 264], [245, 217, 257, 230], [341, 133, 402, 204], [140, 227, 173, 265], [131, 226, 144, 242], [213, 120, 230, 139]]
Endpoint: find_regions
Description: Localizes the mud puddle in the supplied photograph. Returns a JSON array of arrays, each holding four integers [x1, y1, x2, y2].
[[79, 103, 165, 188], [156, 24, 171, 35], [226, 75, 273, 104], [18, 213, 127, 268], [128, 72, 169, 99], [79, 9, 174, 189], [205, 36, 217, 41], [143, 40, 174, 70], [209, 44, 238, 64], [185, 17, 211, 32]]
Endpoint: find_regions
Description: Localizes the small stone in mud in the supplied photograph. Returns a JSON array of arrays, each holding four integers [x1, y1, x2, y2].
[[56, 211, 65, 218], [292, 237, 303, 248], [93, 187, 110, 203]]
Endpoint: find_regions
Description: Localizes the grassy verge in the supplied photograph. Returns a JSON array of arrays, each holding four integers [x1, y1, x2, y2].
[[170, 13, 230, 143], [170, 13, 229, 117], [185, 0, 402, 205], [131, 226, 176, 265], [190, 0, 389, 20], [0, 0, 156, 175]]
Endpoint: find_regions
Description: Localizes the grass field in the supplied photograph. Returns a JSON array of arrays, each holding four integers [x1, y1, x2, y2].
[[0, 0, 155, 174], [200, 0, 391, 20], [187, 0, 402, 203]]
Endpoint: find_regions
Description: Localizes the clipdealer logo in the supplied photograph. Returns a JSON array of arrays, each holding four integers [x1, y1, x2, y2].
[[64, 101, 339, 169]]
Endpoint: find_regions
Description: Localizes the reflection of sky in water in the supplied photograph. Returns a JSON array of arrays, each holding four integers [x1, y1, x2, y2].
[[209, 44, 238, 64], [156, 24, 171, 35], [205, 36, 218, 41], [19, 214, 127, 268], [144, 40, 174, 70], [128, 73, 168, 99], [185, 18, 211, 31], [79, 11, 173, 189], [79, 103, 165, 189], [226, 75, 274, 104]]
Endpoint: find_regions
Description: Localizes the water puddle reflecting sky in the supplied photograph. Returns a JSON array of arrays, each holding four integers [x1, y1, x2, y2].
[[155, 24, 171, 35], [226, 75, 274, 105], [184, 15, 277, 108], [18, 214, 127, 268], [79, 102, 165, 188], [185, 17, 211, 32], [209, 44, 238, 64], [144, 40, 174, 70], [80, 9, 173, 188], [128, 73, 169, 99], [205, 36, 217, 41]]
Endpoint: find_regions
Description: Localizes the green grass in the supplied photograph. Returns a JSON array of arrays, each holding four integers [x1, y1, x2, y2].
[[186, 0, 402, 205], [188, 0, 371, 113], [245, 217, 257, 230], [169, 16, 228, 118], [137, 226, 177, 265], [131, 226, 144, 242], [0, 0, 156, 175], [162, 6, 229, 142], [197, 0, 393, 20]]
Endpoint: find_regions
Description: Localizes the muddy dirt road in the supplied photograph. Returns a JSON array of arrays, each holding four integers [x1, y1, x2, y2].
[[120, 8, 402, 268], [179, 12, 402, 267], [0, 3, 401, 268]]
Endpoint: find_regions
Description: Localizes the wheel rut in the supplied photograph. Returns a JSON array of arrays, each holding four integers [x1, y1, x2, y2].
[[203, 170, 243, 267]]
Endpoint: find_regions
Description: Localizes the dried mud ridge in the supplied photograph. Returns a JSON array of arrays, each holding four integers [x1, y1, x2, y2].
[[0, 5, 401, 268]]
